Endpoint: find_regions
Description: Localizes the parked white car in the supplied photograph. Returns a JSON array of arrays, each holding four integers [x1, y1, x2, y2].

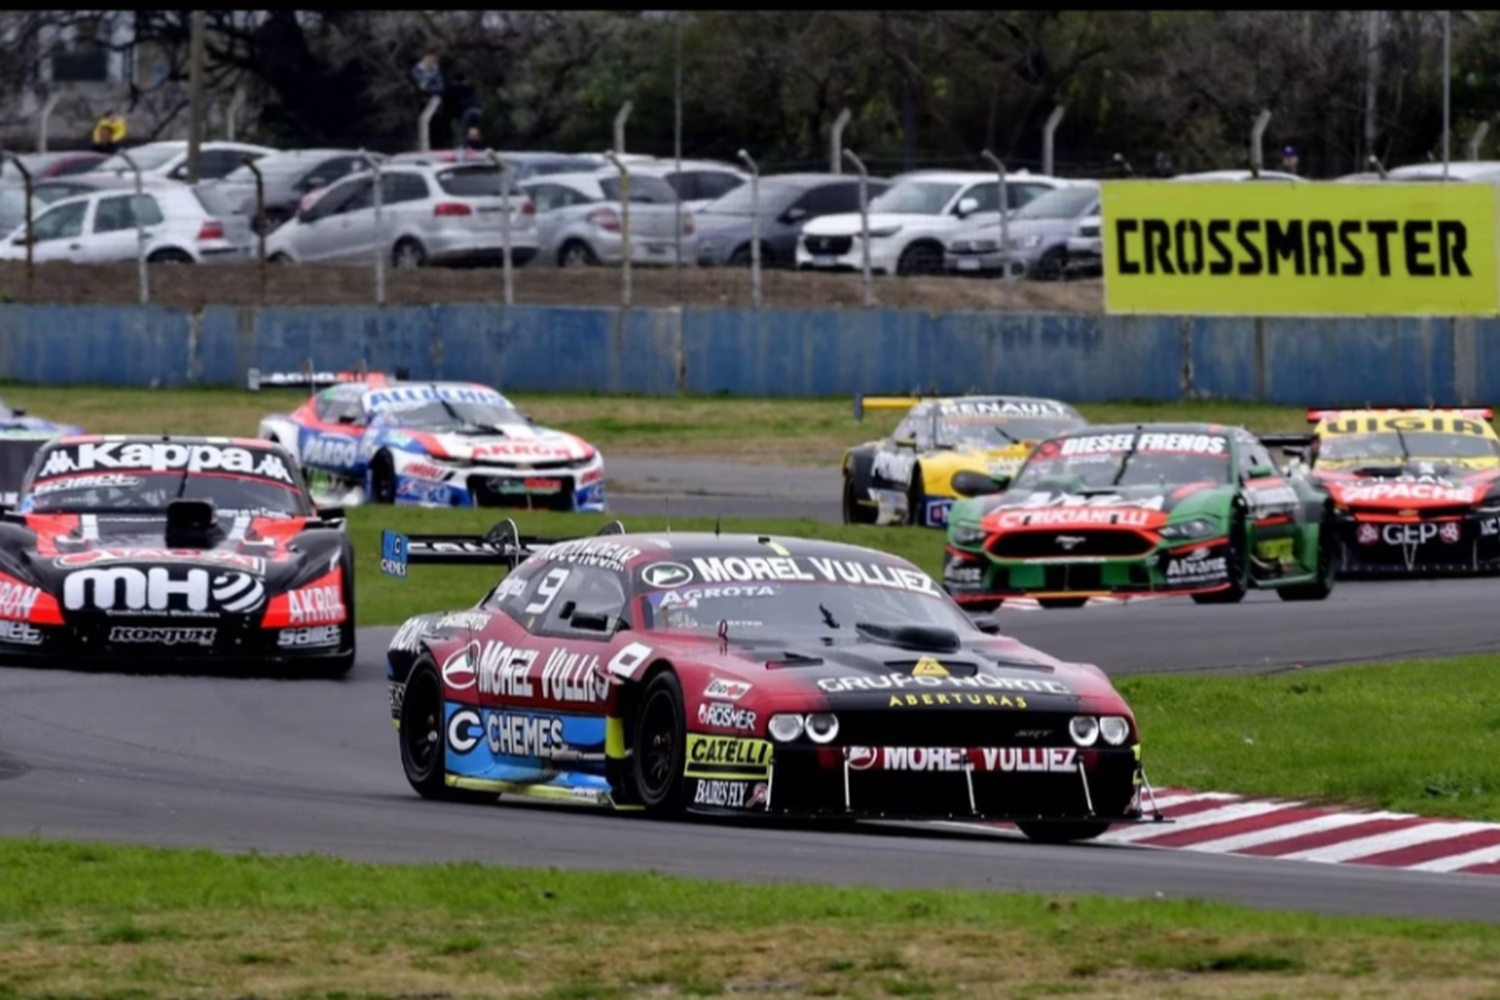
[[264, 162, 540, 268], [521, 169, 695, 267], [1064, 213, 1102, 277], [795, 170, 1066, 276], [91, 141, 280, 183], [0, 183, 253, 264]]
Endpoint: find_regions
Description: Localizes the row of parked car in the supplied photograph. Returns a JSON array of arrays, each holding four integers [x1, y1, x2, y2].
[[0, 142, 1492, 278]]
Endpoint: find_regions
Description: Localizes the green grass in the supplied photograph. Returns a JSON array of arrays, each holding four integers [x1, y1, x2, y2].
[[1123, 656, 1500, 821], [350, 507, 940, 626], [1, 838, 1498, 998], [0, 384, 1314, 465]]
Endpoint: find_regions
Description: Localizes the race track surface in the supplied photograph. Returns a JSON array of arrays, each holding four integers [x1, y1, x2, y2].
[[2, 460, 1498, 923]]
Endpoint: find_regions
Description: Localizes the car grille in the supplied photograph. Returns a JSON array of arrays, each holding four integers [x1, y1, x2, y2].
[[472, 457, 590, 472], [804, 235, 853, 255], [833, 709, 1074, 748], [468, 473, 577, 510], [1078, 225, 1101, 238], [989, 530, 1156, 559]]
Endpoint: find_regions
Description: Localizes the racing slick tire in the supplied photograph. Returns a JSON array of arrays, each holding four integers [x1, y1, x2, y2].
[[842, 476, 877, 525], [1278, 508, 1337, 602], [398, 656, 495, 804], [370, 451, 397, 504], [631, 670, 688, 816], [1016, 820, 1113, 844], [1038, 598, 1089, 609], [1192, 505, 1250, 605]]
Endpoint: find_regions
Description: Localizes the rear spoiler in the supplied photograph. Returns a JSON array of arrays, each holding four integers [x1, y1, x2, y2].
[[1259, 433, 1316, 460], [246, 363, 410, 392], [380, 518, 626, 576], [1305, 406, 1493, 423], [854, 394, 925, 422]]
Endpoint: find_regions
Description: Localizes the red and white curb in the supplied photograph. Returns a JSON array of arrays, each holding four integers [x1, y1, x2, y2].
[[949, 789, 1500, 876]]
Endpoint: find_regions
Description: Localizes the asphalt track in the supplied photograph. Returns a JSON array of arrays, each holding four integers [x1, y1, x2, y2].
[[2, 459, 1498, 924]]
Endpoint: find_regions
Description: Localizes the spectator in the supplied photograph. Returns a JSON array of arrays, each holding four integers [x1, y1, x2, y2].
[[1281, 145, 1299, 175], [455, 126, 486, 161], [412, 53, 443, 99], [90, 108, 126, 154]]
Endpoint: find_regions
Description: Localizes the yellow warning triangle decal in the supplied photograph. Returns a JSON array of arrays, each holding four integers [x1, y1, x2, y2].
[[913, 657, 949, 677]]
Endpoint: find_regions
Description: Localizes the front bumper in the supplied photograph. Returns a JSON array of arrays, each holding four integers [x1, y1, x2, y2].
[[425, 227, 541, 267], [796, 235, 898, 275], [1334, 511, 1500, 575], [0, 617, 352, 671], [944, 248, 1031, 277], [942, 534, 1236, 600]]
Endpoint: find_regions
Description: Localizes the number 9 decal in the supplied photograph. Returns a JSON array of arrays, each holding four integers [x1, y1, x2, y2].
[[524, 567, 571, 615]]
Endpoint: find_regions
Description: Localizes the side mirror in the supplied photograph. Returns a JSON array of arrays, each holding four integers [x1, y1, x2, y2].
[[956, 196, 979, 217], [571, 610, 619, 633], [782, 206, 808, 223], [970, 613, 1003, 635], [317, 505, 346, 520], [952, 470, 1008, 497], [11, 408, 25, 417], [1247, 465, 1275, 480], [10, 235, 25, 246]]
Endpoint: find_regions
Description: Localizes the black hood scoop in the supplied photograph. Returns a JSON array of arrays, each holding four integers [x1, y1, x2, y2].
[[164, 499, 224, 549], [853, 622, 962, 653]]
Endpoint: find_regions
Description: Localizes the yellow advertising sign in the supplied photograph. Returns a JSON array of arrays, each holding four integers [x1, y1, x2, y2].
[[1102, 181, 1499, 316]]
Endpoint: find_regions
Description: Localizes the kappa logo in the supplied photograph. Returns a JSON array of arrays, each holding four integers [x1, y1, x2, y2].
[[641, 562, 694, 589]]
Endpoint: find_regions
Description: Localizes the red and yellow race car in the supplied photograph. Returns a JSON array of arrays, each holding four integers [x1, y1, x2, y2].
[[1266, 406, 1500, 574]]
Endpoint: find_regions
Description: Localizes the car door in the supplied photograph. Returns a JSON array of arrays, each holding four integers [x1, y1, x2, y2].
[[82, 192, 144, 263], [1238, 432, 1303, 574], [377, 171, 432, 251], [285, 176, 364, 262], [20, 197, 91, 262], [298, 389, 366, 478], [308, 177, 375, 263]]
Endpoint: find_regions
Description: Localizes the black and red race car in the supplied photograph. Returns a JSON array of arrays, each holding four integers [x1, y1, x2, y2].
[[382, 519, 1164, 843], [0, 434, 355, 673]]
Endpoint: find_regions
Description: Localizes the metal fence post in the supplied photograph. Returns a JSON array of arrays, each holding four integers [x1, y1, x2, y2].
[[116, 149, 148, 305], [418, 96, 441, 153], [605, 150, 631, 308], [981, 149, 1012, 302], [1041, 105, 1065, 177], [36, 94, 59, 154], [613, 101, 633, 158], [225, 86, 246, 142], [830, 108, 851, 174], [1469, 122, 1490, 161], [244, 154, 268, 302], [359, 150, 386, 306], [4, 155, 35, 300], [1250, 110, 1272, 178], [486, 149, 514, 306], [842, 149, 873, 308], [737, 149, 762, 309]]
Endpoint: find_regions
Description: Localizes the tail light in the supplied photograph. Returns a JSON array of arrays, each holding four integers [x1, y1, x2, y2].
[[434, 202, 472, 217], [587, 208, 620, 232], [521, 200, 535, 215], [197, 219, 224, 241]]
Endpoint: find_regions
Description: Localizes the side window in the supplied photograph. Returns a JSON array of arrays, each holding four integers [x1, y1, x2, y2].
[[92, 194, 134, 234], [301, 178, 363, 222], [32, 200, 88, 242], [340, 178, 376, 214], [132, 195, 165, 226], [380, 172, 429, 205], [196, 149, 248, 179], [1246, 440, 1276, 475], [1009, 183, 1050, 209], [959, 182, 999, 213], [667, 172, 698, 202], [892, 413, 918, 445], [518, 564, 627, 637], [695, 171, 743, 200]]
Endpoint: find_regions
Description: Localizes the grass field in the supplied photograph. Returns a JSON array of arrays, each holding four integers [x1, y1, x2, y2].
[[0, 384, 1313, 464], [3, 838, 1499, 999]]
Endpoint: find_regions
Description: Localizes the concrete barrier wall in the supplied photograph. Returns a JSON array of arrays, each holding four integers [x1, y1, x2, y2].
[[0, 303, 1494, 405]]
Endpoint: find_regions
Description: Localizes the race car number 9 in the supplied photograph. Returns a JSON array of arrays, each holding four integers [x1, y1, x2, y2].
[[524, 567, 571, 614]]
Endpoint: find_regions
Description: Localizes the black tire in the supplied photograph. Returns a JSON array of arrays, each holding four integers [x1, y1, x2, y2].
[[398, 657, 493, 803], [842, 475, 876, 525], [896, 242, 944, 276], [1034, 247, 1068, 281], [1278, 509, 1337, 602], [1191, 507, 1249, 605], [369, 451, 396, 504], [729, 245, 752, 266], [269, 252, 293, 264], [147, 248, 194, 264], [1016, 820, 1113, 844], [631, 671, 688, 815], [558, 240, 599, 267], [392, 238, 427, 269], [1038, 597, 1090, 609], [906, 465, 927, 526]]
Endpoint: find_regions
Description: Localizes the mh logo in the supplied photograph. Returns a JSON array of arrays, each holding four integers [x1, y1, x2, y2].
[[212, 572, 265, 612]]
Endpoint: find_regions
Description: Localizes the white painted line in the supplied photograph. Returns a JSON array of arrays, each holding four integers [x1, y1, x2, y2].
[[1099, 801, 1292, 844], [1146, 791, 1241, 812], [1404, 842, 1500, 873], [1274, 822, 1496, 863], [1180, 811, 1409, 855]]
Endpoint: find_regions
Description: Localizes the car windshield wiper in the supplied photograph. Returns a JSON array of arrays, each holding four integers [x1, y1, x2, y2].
[[1109, 437, 1143, 486], [818, 604, 840, 629]]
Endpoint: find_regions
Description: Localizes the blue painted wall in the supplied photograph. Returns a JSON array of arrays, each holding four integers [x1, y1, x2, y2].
[[0, 303, 1495, 405]]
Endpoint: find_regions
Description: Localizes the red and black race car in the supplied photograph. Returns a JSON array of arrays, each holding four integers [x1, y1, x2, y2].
[[381, 519, 1165, 843], [0, 434, 354, 673]]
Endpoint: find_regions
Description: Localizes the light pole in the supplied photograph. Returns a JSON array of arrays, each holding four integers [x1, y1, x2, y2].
[[1443, 10, 1452, 178]]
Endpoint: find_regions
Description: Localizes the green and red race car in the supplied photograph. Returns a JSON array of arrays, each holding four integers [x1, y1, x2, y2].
[[941, 422, 1337, 609]]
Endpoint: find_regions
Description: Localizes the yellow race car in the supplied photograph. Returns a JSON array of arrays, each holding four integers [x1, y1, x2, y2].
[[842, 394, 1089, 527]]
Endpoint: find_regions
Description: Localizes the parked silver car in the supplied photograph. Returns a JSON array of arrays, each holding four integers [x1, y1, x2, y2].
[[944, 182, 1100, 279], [0, 183, 252, 264], [695, 173, 891, 268], [521, 169, 694, 267], [213, 149, 381, 234], [263, 162, 540, 268], [91, 141, 280, 182], [1063, 213, 1102, 277]]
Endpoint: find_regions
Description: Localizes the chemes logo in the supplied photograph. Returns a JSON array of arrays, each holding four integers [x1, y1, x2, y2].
[[641, 562, 695, 589]]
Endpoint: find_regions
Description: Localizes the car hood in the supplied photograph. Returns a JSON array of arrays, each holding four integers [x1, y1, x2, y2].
[[802, 212, 957, 237], [970, 483, 1229, 531], [1312, 467, 1500, 508], [927, 443, 1041, 478], [395, 423, 598, 464]]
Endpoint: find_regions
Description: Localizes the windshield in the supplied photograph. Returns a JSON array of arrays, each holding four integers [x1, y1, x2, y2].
[[24, 442, 309, 516], [96, 144, 184, 173], [700, 182, 802, 216], [940, 415, 1085, 448], [1015, 430, 1232, 489], [1014, 186, 1099, 220], [599, 175, 679, 203], [638, 577, 974, 636], [1318, 432, 1500, 464], [365, 385, 523, 432], [869, 181, 961, 215]]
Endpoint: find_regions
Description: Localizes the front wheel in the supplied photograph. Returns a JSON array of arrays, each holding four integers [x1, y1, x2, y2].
[[1191, 511, 1249, 605], [1278, 512, 1336, 602], [369, 451, 396, 504], [398, 657, 493, 803], [1016, 820, 1113, 844], [631, 671, 687, 815], [896, 243, 943, 276], [393, 238, 427, 269], [147, 248, 194, 264], [842, 475, 876, 525]]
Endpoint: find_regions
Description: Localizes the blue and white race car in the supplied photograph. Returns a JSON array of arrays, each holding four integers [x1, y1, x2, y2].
[[250, 370, 607, 510]]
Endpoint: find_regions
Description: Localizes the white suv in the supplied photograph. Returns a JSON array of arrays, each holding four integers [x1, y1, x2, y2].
[[796, 170, 1067, 276]]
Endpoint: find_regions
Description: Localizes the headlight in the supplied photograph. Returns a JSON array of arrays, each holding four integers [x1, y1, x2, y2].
[[1068, 716, 1099, 747], [951, 523, 985, 546], [1158, 518, 1219, 540], [805, 713, 840, 744], [971, 239, 999, 252], [865, 226, 901, 238], [1099, 716, 1131, 746], [768, 714, 805, 742]]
